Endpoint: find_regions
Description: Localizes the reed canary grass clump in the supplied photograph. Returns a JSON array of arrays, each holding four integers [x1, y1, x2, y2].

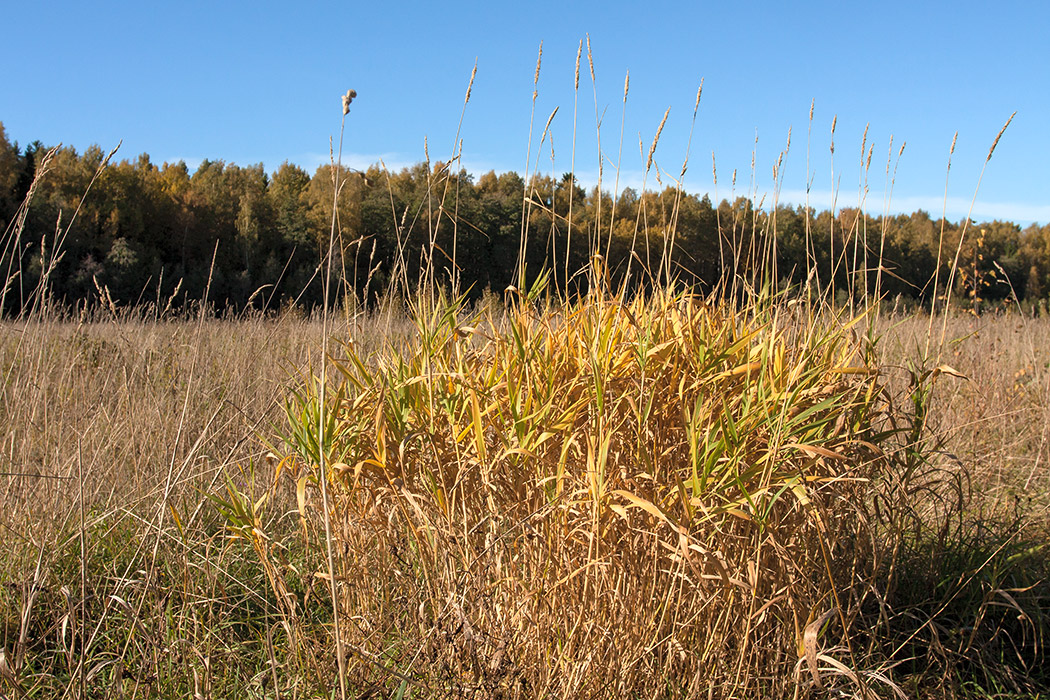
[[276, 286, 892, 698]]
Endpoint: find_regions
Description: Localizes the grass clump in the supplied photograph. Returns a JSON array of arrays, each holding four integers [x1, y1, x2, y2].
[[274, 283, 893, 698]]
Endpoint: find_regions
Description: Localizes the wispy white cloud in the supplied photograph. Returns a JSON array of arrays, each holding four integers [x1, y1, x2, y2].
[[772, 188, 1050, 226]]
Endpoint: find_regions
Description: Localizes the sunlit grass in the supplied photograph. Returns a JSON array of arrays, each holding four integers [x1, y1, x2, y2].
[[270, 281, 891, 696], [1, 50, 1047, 700]]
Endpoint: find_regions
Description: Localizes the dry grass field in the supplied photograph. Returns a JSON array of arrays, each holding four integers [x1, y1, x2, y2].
[[0, 299, 1047, 699], [878, 310, 1050, 509], [0, 310, 380, 698]]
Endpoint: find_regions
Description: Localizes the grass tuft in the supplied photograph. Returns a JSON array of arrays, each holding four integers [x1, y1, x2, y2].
[[271, 284, 905, 697]]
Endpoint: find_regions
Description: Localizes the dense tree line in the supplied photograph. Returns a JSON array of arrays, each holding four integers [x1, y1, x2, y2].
[[2, 122, 1049, 314]]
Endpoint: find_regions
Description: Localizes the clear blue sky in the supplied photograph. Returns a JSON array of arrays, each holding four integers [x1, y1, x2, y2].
[[2, 1, 1047, 225]]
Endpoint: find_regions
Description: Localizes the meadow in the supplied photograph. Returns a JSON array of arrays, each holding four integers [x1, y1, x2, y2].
[[2, 65, 1049, 700], [0, 298, 1046, 699]]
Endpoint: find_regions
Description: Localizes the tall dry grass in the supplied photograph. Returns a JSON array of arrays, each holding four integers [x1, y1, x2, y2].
[[877, 310, 1050, 506], [1, 46, 1048, 700], [0, 307, 1047, 698], [272, 285, 893, 698], [862, 310, 1050, 697], [0, 313, 334, 697]]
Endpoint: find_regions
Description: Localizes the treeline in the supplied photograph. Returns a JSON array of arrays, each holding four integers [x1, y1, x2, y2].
[[3, 122, 1049, 313]]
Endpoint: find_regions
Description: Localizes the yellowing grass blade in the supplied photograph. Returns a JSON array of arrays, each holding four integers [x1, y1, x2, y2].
[[296, 474, 309, 523], [789, 479, 811, 507], [611, 489, 671, 526], [168, 503, 184, 537], [784, 443, 848, 462], [717, 361, 763, 380], [296, 474, 306, 533], [933, 364, 968, 380], [644, 340, 678, 363], [469, 390, 487, 462]]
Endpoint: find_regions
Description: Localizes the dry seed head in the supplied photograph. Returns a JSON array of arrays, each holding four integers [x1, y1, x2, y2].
[[623, 71, 630, 102], [103, 140, 122, 167], [830, 115, 837, 154], [867, 144, 873, 170], [534, 41, 543, 86], [693, 79, 703, 117], [809, 99, 815, 122], [464, 61, 477, 104], [586, 34, 595, 82], [542, 106, 559, 141], [342, 89, 357, 115], [575, 40, 582, 90], [987, 111, 1016, 162], [950, 131, 958, 157], [646, 107, 670, 172]]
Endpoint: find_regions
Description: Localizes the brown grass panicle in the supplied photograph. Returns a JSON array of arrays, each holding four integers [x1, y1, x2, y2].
[[274, 284, 893, 698]]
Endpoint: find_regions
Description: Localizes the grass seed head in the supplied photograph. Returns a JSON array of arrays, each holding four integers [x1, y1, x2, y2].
[[342, 88, 357, 115]]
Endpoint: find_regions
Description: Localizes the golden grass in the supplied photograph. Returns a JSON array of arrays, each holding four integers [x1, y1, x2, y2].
[[267, 286, 901, 697], [0, 304, 1047, 698]]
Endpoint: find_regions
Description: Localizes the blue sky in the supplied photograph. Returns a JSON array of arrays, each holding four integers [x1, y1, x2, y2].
[[2, 1, 1048, 225]]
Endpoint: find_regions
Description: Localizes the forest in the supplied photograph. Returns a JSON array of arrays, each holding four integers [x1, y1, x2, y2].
[[3, 121, 1048, 313]]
